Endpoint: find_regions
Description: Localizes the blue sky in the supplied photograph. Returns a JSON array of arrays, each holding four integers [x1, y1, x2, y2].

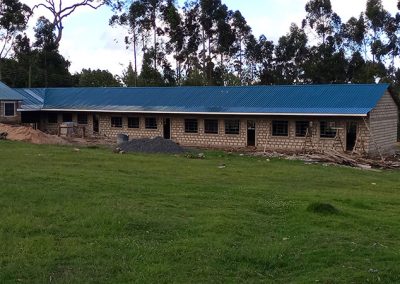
[[22, 0, 399, 75]]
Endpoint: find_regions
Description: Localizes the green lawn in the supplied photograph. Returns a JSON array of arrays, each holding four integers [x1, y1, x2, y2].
[[0, 141, 399, 283]]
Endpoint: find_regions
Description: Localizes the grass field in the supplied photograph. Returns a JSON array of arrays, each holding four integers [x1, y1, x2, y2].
[[0, 141, 399, 283]]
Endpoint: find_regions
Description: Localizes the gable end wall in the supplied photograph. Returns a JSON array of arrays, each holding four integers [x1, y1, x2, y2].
[[369, 91, 398, 154]]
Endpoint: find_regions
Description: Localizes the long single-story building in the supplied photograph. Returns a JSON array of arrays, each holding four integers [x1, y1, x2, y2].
[[0, 81, 398, 154]]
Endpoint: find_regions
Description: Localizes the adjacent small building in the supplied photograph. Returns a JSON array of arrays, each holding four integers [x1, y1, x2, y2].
[[0, 82, 23, 124], [0, 82, 398, 155]]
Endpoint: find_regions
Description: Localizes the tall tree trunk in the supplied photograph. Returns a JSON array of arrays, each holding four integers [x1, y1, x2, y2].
[[208, 37, 212, 85], [153, 9, 157, 70], [44, 51, 48, 87], [28, 64, 32, 88], [239, 37, 243, 82], [133, 30, 138, 87], [202, 29, 206, 80]]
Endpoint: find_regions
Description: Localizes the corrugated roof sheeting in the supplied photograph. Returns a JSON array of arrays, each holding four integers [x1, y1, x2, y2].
[[0, 82, 24, 100], [14, 88, 46, 110], [15, 84, 389, 115]]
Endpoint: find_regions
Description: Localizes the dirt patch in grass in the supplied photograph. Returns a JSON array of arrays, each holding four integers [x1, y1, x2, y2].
[[117, 136, 186, 154], [307, 202, 340, 215]]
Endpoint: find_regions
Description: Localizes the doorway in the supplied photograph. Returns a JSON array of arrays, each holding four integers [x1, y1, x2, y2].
[[163, 118, 171, 139], [247, 120, 256, 147], [93, 114, 99, 133], [346, 122, 357, 151]]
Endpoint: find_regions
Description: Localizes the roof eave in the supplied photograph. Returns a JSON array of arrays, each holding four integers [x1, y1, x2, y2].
[[18, 108, 368, 117]]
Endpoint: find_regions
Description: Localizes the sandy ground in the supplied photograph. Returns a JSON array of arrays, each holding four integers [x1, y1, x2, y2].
[[0, 123, 67, 145]]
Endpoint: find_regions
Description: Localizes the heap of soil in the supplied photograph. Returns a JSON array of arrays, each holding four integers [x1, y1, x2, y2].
[[118, 137, 185, 154], [0, 123, 66, 145]]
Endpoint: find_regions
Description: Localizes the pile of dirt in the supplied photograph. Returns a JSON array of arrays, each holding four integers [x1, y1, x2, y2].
[[0, 123, 67, 145], [117, 136, 185, 154]]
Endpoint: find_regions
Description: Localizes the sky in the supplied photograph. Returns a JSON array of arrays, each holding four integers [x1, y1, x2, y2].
[[20, 0, 400, 75]]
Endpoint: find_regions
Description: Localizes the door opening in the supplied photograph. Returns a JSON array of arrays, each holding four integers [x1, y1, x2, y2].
[[247, 120, 256, 147], [163, 118, 171, 139], [93, 114, 99, 133], [346, 122, 357, 151]]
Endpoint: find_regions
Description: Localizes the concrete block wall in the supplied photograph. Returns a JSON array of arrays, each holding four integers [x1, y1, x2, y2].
[[39, 112, 94, 136], [369, 91, 399, 154], [171, 117, 247, 148], [36, 112, 373, 153], [0, 101, 21, 124], [98, 114, 163, 138], [256, 118, 365, 152]]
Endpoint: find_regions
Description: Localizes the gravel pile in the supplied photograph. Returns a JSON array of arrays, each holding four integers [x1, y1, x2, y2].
[[118, 137, 186, 154]]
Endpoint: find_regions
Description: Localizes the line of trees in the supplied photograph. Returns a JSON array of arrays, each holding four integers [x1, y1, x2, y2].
[[1, 0, 400, 91]]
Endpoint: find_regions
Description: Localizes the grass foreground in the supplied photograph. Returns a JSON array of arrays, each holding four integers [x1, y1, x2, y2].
[[0, 141, 399, 283]]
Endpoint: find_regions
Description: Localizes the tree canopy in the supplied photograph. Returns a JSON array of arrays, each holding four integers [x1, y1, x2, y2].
[[1, 0, 400, 92]]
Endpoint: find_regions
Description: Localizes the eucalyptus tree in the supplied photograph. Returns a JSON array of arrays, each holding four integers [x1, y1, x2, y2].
[[0, 0, 31, 79], [382, 11, 399, 74], [163, 0, 184, 84], [302, 0, 340, 45], [365, 0, 390, 63], [231, 10, 251, 82], [257, 35, 275, 85], [244, 34, 274, 85], [110, 0, 146, 86], [214, 4, 236, 85], [181, 1, 202, 81], [243, 34, 259, 84], [274, 24, 308, 84], [138, 0, 166, 70], [33, 17, 71, 87], [199, 0, 222, 84], [341, 14, 367, 58]]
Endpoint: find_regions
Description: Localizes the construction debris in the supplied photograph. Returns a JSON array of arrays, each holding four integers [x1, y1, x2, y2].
[[255, 149, 400, 170]]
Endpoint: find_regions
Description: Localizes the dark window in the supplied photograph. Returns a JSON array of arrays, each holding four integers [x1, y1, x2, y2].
[[272, 121, 288, 136], [4, 103, 15, 116], [296, 121, 310, 137], [111, 116, 122, 128], [128, 117, 140, 128], [320, 121, 337, 138], [204, 119, 219, 134], [185, 119, 198, 133], [225, 120, 240, 135], [145, 117, 157, 129], [77, 113, 88, 125], [62, 113, 73, 122], [48, 113, 58, 124]]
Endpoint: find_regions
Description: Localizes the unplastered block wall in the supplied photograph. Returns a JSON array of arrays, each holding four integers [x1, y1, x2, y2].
[[37, 112, 371, 153], [0, 101, 21, 124], [369, 91, 398, 154], [167, 115, 367, 152], [98, 113, 163, 138], [256, 117, 367, 152], [171, 116, 247, 147], [39, 112, 94, 135]]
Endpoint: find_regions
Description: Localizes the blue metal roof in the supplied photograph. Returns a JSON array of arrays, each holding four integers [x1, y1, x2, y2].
[[14, 84, 390, 116], [0, 82, 24, 100], [13, 88, 45, 110]]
